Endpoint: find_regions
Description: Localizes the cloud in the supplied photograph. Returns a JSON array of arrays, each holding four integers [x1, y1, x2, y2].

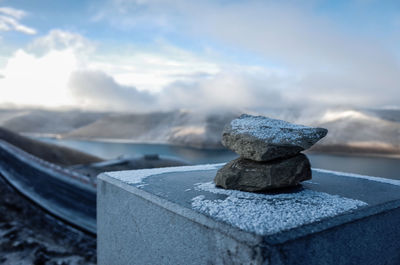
[[1, 3, 399, 114], [0, 6, 36, 35], [94, 0, 400, 109], [68, 68, 289, 113], [159, 70, 287, 112], [0, 49, 78, 107], [28, 30, 94, 55], [68, 70, 156, 112], [0, 30, 224, 111], [0, 30, 90, 107], [0, 7, 26, 19], [88, 42, 220, 93]]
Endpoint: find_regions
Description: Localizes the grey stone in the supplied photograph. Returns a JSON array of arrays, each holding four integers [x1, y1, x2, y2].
[[214, 154, 311, 192], [222, 114, 328, 161]]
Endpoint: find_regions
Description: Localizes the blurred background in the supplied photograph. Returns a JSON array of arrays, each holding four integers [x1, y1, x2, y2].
[[1, 1, 400, 264], [0, 0, 399, 178]]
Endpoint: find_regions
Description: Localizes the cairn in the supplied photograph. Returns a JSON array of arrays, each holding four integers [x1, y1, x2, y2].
[[215, 114, 328, 192]]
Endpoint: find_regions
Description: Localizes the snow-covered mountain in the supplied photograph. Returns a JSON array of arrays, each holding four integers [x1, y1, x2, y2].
[[0, 107, 399, 155], [0, 108, 106, 135], [62, 110, 238, 149], [309, 109, 400, 156]]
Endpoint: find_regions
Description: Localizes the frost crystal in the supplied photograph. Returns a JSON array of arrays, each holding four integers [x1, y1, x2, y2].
[[192, 182, 367, 235]]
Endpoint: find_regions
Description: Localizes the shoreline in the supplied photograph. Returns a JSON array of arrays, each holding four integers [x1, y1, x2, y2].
[[32, 134, 225, 151], [28, 133, 400, 160]]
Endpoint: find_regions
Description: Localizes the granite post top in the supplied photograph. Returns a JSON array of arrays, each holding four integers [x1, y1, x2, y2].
[[99, 164, 400, 244]]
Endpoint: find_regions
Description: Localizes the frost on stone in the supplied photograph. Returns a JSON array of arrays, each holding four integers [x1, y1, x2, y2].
[[192, 182, 367, 235], [229, 114, 326, 146], [107, 163, 224, 185], [222, 114, 328, 161]]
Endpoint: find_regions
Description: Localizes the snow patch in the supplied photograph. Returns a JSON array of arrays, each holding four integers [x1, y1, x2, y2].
[[107, 163, 224, 185], [192, 182, 367, 235], [319, 110, 371, 123]]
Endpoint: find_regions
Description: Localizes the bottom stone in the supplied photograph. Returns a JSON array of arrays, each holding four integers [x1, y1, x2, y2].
[[214, 154, 311, 191]]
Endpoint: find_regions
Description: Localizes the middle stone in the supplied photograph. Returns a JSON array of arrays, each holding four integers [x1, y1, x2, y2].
[[214, 154, 311, 192]]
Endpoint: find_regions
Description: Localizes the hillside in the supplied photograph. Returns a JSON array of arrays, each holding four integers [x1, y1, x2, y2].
[[0, 127, 103, 166], [63, 111, 239, 149], [0, 107, 399, 156], [309, 109, 400, 156], [0, 108, 106, 135]]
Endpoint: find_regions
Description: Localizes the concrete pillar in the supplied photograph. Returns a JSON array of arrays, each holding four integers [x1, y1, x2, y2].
[[98, 164, 400, 265]]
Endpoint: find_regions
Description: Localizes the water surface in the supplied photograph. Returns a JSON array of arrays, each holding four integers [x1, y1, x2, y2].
[[40, 138, 400, 180]]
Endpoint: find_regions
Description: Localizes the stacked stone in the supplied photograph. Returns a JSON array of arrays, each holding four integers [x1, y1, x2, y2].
[[215, 114, 328, 192]]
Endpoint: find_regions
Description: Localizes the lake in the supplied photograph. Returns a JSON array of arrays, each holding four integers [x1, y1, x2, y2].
[[40, 138, 400, 180]]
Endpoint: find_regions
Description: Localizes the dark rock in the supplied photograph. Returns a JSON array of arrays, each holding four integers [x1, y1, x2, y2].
[[214, 154, 311, 192], [222, 114, 328, 161]]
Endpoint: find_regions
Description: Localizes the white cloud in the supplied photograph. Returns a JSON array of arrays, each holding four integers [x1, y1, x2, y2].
[[90, 42, 220, 93], [68, 70, 155, 112], [0, 49, 78, 107], [0, 7, 26, 19], [0, 30, 91, 107], [3, 0, 399, 113], [159, 69, 288, 112], [94, 0, 400, 109], [67, 68, 289, 113], [0, 30, 224, 110], [28, 30, 94, 55], [0, 28, 291, 112], [0, 6, 36, 35]]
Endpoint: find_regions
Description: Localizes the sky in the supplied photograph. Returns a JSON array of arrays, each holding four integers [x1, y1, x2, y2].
[[0, 0, 399, 112]]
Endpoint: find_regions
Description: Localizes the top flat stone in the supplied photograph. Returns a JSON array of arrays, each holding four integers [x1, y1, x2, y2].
[[222, 114, 328, 161]]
